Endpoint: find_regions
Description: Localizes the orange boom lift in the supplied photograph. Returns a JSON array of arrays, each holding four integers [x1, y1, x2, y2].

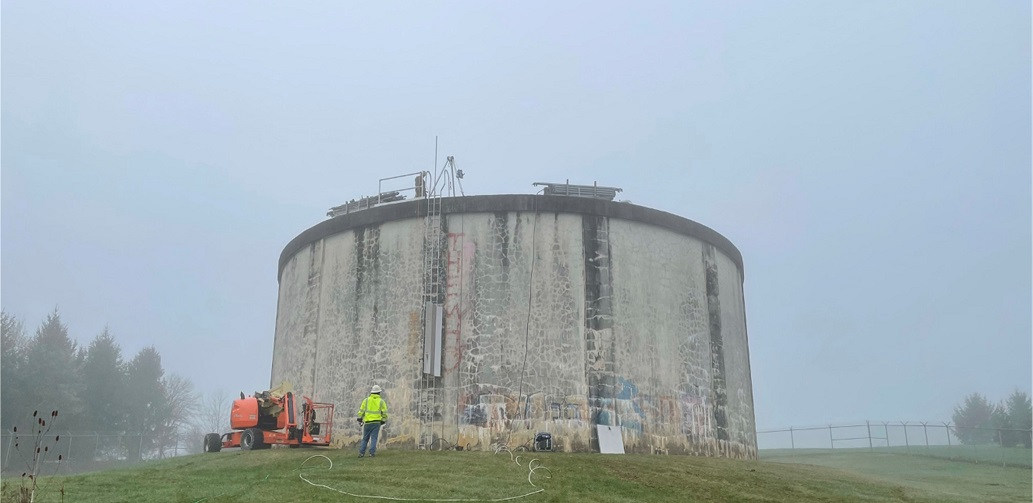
[[202, 389, 335, 452]]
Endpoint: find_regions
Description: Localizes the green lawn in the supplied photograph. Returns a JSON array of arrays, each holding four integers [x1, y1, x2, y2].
[[762, 445, 1033, 468], [762, 449, 1031, 502], [2, 447, 1030, 503]]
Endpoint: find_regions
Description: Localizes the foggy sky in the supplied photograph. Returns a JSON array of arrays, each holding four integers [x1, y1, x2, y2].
[[2, 0, 1030, 430]]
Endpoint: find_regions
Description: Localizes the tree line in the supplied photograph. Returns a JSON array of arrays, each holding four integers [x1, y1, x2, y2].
[[1, 309, 201, 460], [952, 390, 1032, 447]]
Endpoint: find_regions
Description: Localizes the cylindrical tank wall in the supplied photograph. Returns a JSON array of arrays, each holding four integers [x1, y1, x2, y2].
[[271, 200, 756, 458]]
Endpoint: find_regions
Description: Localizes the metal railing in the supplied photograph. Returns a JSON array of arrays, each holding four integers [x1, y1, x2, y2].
[[378, 171, 430, 203], [326, 171, 429, 218], [758, 421, 1032, 468], [1, 431, 195, 475]]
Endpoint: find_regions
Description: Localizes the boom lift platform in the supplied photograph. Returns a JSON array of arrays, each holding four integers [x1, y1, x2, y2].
[[203, 390, 335, 451]]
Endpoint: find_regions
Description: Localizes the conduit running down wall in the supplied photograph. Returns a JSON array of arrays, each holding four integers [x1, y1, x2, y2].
[[271, 195, 756, 459]]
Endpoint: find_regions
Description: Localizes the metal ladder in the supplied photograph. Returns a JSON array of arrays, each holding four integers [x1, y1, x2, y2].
[[416, 152, 464, 449], [417, 173, 445, 449]]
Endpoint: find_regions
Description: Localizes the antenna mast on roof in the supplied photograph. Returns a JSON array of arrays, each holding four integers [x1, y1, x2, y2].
[[429, 137, 465, 197]]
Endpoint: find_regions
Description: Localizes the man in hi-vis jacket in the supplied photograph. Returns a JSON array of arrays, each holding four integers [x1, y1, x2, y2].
[[356, 385, 388, 458]]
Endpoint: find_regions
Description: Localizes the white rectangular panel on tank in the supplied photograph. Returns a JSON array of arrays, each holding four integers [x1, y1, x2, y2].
[[423, 302, 433, 374], [423, 302, 443, 376], [597, 425, 625, 454], [432, 304, 443, 377]]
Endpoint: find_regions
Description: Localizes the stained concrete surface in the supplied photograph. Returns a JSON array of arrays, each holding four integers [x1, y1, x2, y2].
[[271, 196, 755, 458]]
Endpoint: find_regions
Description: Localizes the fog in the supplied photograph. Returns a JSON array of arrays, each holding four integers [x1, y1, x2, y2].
[[2, 1, 1029, 430]]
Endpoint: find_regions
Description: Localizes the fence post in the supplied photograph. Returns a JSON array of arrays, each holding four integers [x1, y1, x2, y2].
[[789, 426, 795, 452], [867, 421, 873, 452], [922, 422, 929, 450], [998, 430, 1005, 468], [902, 421, 910, 454], [883, 422, 890, 448], [829, 425, 834, 450], [944, 422, 951, 447]]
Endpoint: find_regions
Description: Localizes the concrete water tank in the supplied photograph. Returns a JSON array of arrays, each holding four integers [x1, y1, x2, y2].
[[271, 194, 756, 458]]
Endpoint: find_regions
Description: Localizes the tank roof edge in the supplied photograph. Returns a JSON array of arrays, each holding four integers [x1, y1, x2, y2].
[[277, 194, 743, 283]]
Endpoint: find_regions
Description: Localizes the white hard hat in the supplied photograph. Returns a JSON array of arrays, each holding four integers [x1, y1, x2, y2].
[[371, 385, 383, 394]]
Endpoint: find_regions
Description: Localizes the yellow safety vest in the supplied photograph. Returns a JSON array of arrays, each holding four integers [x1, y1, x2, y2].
[[358, 394, 388, 423]]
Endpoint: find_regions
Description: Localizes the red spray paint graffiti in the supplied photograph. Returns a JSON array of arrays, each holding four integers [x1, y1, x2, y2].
[[444, 233, 474, 371]]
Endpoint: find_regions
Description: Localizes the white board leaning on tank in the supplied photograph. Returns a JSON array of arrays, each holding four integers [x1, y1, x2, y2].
[[597, 425, 625, 454]]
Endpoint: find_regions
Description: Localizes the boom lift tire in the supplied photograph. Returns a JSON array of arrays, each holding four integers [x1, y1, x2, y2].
[[240, 428, 263, 450], [203, 433, 222, 453]]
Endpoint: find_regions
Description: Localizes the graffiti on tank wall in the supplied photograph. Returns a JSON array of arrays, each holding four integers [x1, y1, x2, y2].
[[594, 377, 712, 439], [458, 390, 591, 425], [273, 205, 756, 458], [445, 232, 475, 371], [612, 377, 644, 432], [460, 394, 508, 430]]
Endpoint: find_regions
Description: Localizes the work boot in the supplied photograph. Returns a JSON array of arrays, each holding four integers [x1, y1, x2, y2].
[[358, 453, 364, 458]]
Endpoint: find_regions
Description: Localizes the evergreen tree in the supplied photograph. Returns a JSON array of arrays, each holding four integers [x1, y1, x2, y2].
[[21, 309, 82, 429], [3, 309, 204, 461], [125, 346, 164, 460], [990, 402, 1013, 446], [81, 328, 128, 434], [1004, 390, 1032, 448], [1, 311, 28, 430], [952, 392, 995, 444]]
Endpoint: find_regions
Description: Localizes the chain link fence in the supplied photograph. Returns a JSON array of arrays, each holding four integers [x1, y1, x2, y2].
[[758, 421, 1032, 468], [1, 431, 197, 475]]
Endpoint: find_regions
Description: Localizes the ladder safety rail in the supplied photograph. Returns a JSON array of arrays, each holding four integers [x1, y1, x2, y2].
[[415, 152, 466, 449], [418, 165, 446, 449]]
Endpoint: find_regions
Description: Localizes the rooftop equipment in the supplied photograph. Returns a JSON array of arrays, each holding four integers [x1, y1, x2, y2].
[[327, 191, 405, 218], [327, 154, 464, 219], [532, 181, 622, 201]]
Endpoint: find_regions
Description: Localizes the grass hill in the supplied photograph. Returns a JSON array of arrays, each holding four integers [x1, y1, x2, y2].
[[3, 447, 1030, 502]]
